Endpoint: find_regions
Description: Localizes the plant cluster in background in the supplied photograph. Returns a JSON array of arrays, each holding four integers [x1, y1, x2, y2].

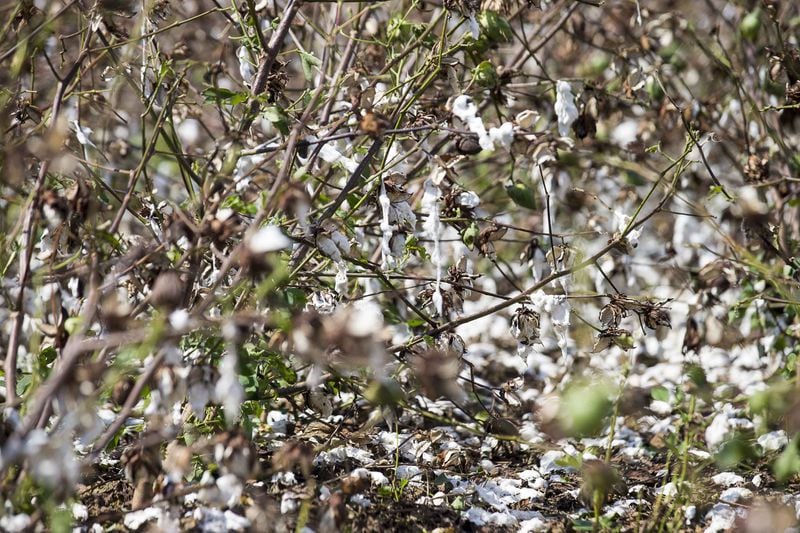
[[0, 0, 799, 531]]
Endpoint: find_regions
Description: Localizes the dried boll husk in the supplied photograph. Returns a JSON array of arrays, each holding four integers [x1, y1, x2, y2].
[[412, 349, 467, 403], [111, 376, 135, 407], [272, 439, 315, 477], [579, 459, 627, 509], [150, 270, 186, 311], [121, 442, 163, 509], [212, 430, 260, 479]]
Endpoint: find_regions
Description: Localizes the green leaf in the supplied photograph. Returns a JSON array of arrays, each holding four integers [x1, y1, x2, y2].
[[572, 519, 597, 532], [220, 194, 258, 215], [64, 316, 83, 335], [451, 495, 465, 511], [462, 222, 479, 249], [650, 386, 670, 403], [558, 379, 614, 437], [472, 60, 498, 87], [364, 379, 405, 407], [478, 11, 513, 42], [716, 434, 758, 470], [297, 50, 321, 82], [202, 86, 248, 106], [263, 106, 289, 135], [16, 373, 32, 397], [506, 181, 537, 210], [47, 503, 72, 533], [284, 288, 307, 308], [555, 453, 583, 469], [405, 317, 426, 329], [774, 436, 800, 483]]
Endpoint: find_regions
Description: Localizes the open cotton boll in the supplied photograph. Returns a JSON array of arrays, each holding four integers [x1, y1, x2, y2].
[[516, 110, 539, 129], [457, 190, 481, 209], [249, 225, 292, 253], [489, 122, 515, 150], [215, 350, 245, 424], [451, 95, 494, 151], [614, 210, 642, 249], [554, 81, 579, 137], [70, 120, 96, 148], [347, 301, 384, 337], [334, 262, 348, 294], [237, 46, 255, 86], [452, 95, 478, 120], [317, 143, 360, 173], [176, 118, 201, 146]]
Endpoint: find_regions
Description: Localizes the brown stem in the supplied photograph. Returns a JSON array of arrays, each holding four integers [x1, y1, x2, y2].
[[238, 0, 303, 134]]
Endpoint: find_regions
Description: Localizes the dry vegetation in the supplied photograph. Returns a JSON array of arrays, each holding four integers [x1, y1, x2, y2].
[[1, 0, 800, 531]]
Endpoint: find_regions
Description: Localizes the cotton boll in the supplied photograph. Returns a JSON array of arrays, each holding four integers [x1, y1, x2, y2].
[[317, 236, 342, 262], [214, 351, 245, 424], [554, 81, 579, 137], [176, 118, 201, 146], [452, 95, 479, 120], [611, 120, 639, 148], [451, 95, 493, 150], [489, 122, 515, 150], [334, 262, 348, 294], [516, 110, 539, 129], [70, 120, 96, 148], [237, 46, 255, 86], [249, 225, 292, 253], [457, 190, 481, 209]]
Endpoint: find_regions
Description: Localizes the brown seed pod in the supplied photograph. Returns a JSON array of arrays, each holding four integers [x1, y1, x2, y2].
[[510, 305, 541, 345], [599, 302, 626, 329], [112, 376, 135, 406], [579, 459, 627, 509], [359, 110, 391, 138], [412, 349, 466, 402], [272, 439, 315, 476], [456, 134, 483, 155], [212, 430, 260, 479], [150, 270, 185, 311]]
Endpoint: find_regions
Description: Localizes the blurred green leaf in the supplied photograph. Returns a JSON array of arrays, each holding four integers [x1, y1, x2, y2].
[[716, 434, 757, 470], [651, 386, 670, 403], [505, 181, 537, 210], [479, 11, 512, 42], [559, 379, 614, 437], [472, 60, 498, 87], [202, 86, 248, 106], [774, 435, 800, 483], [298, 50, 321, 82]]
